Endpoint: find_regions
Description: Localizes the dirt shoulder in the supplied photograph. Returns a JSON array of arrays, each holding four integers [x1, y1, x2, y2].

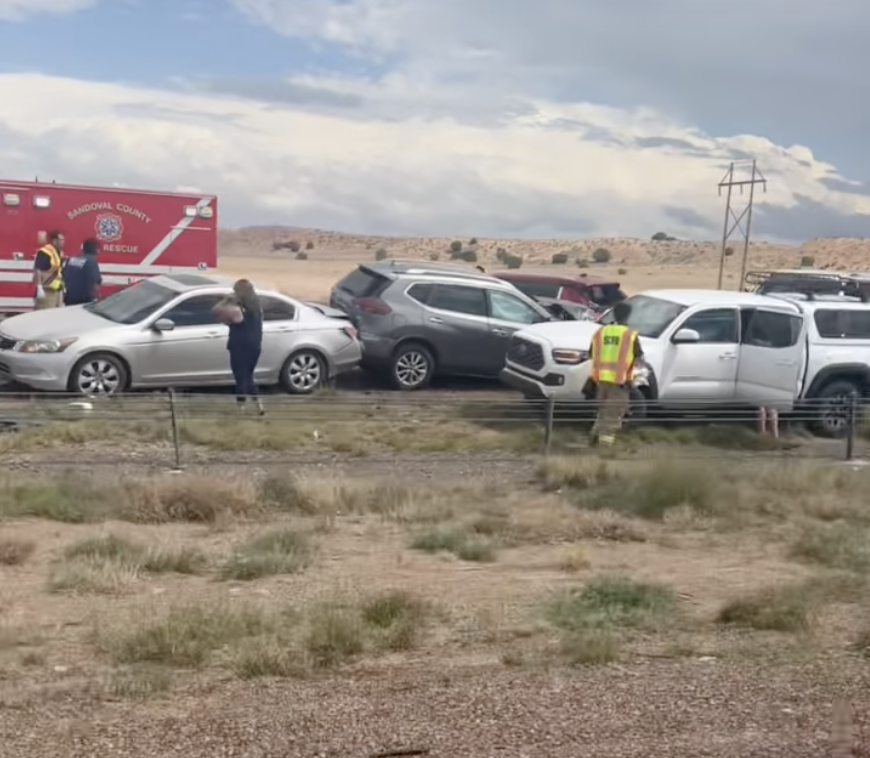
[[2, 443, 870, 756], [1, 659, 864, 757]]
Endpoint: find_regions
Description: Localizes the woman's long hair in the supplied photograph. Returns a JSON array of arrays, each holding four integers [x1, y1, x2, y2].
[[232, 279, 261, 315]]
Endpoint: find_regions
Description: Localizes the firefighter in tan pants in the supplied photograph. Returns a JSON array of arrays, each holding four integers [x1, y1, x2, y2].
[[33, 230, 65, 309], [589, 301, 642, 446]]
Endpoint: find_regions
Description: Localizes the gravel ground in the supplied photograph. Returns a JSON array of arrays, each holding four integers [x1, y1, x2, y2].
[[1, 659, 866, 757]]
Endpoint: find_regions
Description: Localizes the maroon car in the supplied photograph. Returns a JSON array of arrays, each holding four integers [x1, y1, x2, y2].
[[494, 272, 626, 312]]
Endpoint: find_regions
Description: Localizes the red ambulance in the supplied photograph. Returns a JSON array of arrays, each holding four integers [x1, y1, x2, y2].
[[0, 178, 218, 312]]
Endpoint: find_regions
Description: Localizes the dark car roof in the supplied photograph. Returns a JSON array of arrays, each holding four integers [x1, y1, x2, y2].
[[494, 272, 620, 286]]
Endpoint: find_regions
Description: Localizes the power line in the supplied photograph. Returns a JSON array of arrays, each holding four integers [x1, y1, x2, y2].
[[716, 160, 767, 290]]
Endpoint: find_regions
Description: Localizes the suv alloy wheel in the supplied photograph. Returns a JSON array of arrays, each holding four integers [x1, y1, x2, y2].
[[391, 342, 434, 390]]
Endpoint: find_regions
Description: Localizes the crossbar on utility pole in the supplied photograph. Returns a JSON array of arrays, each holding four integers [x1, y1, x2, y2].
[[716, 160, 767, 290]]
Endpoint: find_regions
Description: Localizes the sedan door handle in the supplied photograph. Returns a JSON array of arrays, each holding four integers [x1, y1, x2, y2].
[[492, 328, 509, 335], [428, 317, 443, 324], [775, 360, 796, 366], [718, 352, 736, 360]]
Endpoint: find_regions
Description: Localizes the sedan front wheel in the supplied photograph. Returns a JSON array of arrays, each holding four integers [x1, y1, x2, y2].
[[69, 352, 128, 397]]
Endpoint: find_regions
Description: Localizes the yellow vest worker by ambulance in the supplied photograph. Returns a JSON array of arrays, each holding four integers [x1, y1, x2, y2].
[[589, 301, 643, 446], [33, 230, 65, 309]]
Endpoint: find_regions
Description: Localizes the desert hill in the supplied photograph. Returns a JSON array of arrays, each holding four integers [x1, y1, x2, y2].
[[219, 228, 870, 272]]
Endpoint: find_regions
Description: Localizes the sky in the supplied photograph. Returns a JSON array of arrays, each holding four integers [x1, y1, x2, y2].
[[0, 0, 869, 242]]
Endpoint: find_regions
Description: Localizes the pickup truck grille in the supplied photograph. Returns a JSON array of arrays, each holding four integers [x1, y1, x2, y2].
[[507, 336, 545, 371], [0, 336, 16, 351]]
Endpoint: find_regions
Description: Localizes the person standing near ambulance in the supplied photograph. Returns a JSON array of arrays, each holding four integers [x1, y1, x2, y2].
[[588, 301, 643, 446], [63, 238, 102, 306], [32, 230, 65, 309]]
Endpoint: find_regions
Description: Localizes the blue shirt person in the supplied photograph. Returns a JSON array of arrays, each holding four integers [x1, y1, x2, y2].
[[213, 279, 264, 415], [63, 238, 102, 306]]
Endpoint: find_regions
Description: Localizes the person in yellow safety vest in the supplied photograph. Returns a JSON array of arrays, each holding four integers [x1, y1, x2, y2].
[[589, 301, 643, 446], [33, 230, 65, 309]]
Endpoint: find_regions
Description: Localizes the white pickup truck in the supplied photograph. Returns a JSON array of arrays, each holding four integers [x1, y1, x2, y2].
[[499, 288, 870, 437]]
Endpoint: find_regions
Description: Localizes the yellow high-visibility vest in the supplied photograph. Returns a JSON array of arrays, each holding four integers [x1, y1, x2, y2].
[[37, 244, 63, 291], [591, 324, 637, 385]]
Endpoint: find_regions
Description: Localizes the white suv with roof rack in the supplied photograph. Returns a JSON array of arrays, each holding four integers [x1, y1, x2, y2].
[[500, 288, 870, 437]]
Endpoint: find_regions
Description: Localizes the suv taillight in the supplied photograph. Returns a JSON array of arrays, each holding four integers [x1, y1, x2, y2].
[[353, 297, 391, 315]]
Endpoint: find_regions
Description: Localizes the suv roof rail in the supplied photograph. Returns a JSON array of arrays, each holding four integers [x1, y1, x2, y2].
[[745, 268, 848, 283], [394, 269, 499, 283], [772, 290, 870, 303]]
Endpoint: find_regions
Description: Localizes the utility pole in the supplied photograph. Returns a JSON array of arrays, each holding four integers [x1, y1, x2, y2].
[[716, 159, 766, 290]]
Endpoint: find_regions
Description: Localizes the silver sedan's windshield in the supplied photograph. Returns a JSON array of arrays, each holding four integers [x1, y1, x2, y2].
[[598, 294, 686, 338], [85, 280, 178, 325]]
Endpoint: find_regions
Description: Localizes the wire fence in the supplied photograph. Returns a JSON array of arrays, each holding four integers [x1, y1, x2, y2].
[[0, 388, 866, 467]]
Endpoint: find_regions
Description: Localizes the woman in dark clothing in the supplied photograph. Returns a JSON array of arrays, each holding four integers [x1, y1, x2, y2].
[[214, 279, 264, 414]]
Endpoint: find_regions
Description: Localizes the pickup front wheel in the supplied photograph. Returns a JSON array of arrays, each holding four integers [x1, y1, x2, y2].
[[810, 379, 862, 438]]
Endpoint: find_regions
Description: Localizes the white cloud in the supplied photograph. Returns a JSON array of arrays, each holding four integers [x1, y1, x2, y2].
[[228, 0, 870, 178], [0, 72, 867, 240], [0, 0, 95, 21]]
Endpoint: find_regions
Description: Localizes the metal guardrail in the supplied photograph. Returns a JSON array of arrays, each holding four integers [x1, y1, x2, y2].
[[0, 389, 864, 466]]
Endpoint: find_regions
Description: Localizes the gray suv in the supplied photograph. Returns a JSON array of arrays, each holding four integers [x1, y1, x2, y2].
[[329, 260, 556, 389]]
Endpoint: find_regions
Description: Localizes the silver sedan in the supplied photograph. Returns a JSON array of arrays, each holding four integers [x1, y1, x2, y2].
[[0, 274, 362, 396]]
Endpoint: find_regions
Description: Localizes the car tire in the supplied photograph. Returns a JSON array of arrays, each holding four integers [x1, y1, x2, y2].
[[626, 387, 649, 423], [280, 349, 326, 394], [68, 352, 128, 397], [390, 342, 434, 390], [809, 379, 863, 438]]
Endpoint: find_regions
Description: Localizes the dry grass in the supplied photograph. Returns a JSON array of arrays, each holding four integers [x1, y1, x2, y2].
[[790, 521, 870, 572], [94, 590, 431, 677], [49, 534, 207, 594], [545, 576, 680, 664], [0, 471, 263, 525], [536, 455, 870, 528], [96, 603, 274, 668], [258, 471, 462, 523], [5, 451, 870, 700], [5, 403, 544, 457], [219, 529, 312, 580], [0, 537, 35, 565], [716, 582, 816, 633], [410, 527, 497, 562]]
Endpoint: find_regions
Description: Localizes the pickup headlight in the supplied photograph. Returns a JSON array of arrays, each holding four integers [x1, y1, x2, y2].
[[552, 348, 589, 364], [18, 338, 78, 353]]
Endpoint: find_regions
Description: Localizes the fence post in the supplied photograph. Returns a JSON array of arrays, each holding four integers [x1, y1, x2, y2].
[[168, 388, 182, 471], [543, 394, 556, 456], [846, 391, 858, 461]]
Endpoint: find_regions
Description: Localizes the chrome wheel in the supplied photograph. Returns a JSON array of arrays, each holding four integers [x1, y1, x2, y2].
[[77, 358, 122, 396], [394, 350, 430, 388], [285, 352, 323, 393], [818, 391, 854, 436]]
